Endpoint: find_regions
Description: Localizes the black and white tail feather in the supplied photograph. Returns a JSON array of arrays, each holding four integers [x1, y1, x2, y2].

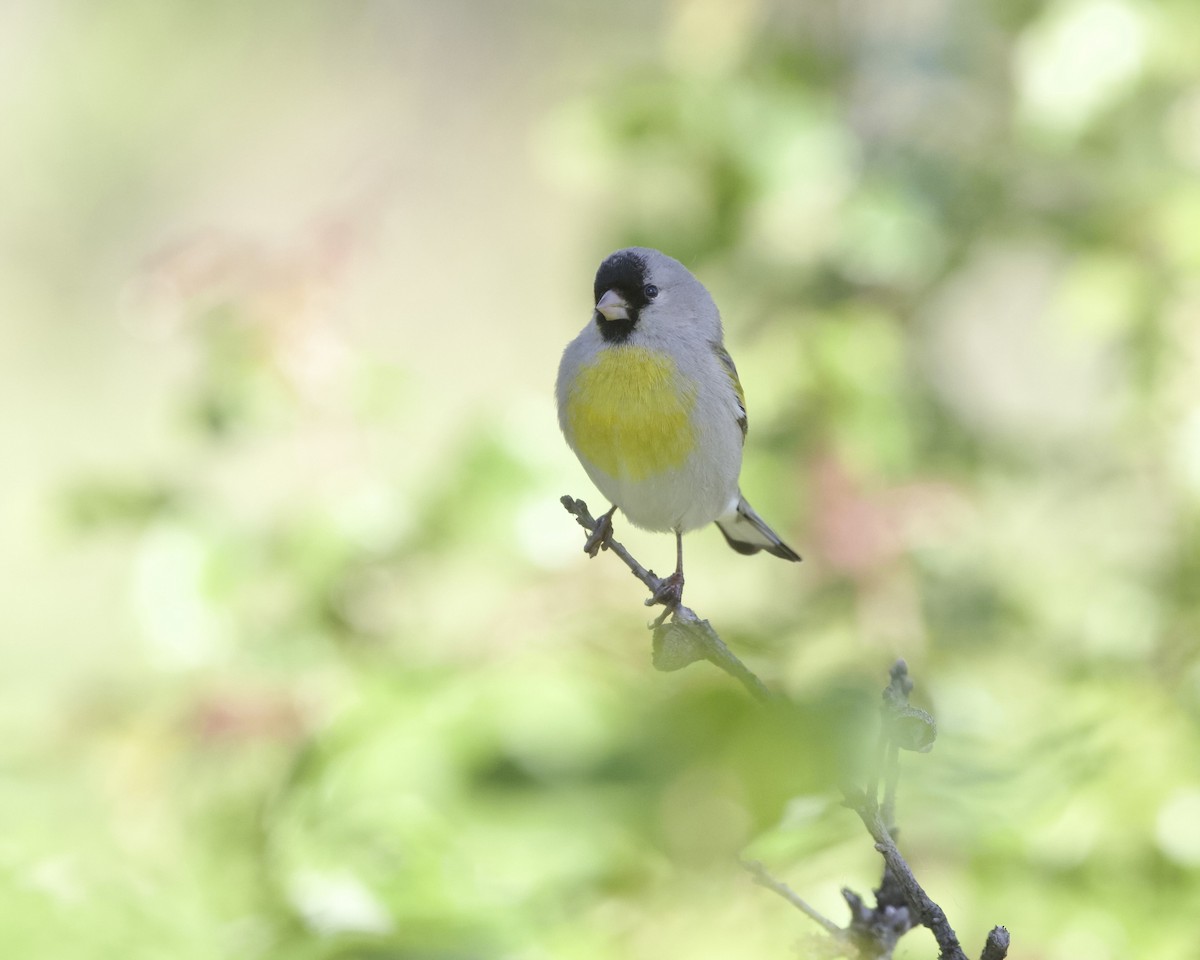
[[715, 494, 802, 562]]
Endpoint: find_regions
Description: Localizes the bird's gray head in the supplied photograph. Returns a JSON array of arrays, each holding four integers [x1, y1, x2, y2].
[[591, 247, 720, 344]]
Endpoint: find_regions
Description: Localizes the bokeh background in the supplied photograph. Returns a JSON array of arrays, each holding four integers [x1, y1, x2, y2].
[[4, 0, 1200, 957]]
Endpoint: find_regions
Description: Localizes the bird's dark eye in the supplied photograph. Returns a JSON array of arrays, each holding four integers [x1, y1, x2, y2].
[[643, 284, 659, 300]]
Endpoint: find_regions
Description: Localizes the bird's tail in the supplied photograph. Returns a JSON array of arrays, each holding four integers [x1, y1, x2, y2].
[[715, 494, 801, 562]]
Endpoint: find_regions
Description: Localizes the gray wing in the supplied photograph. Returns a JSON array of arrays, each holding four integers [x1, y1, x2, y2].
[[711, 341, 747, 440]]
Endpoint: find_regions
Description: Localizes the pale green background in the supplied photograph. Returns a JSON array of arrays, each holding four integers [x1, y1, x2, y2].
[[3, 1, 1200, 957]]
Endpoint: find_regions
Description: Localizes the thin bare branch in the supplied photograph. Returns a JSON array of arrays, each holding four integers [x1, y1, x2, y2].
[[742, 859, 848, 944], [561, 495, 771, 701], [561, 495, 660, 594], [844, 790, 966, 960]]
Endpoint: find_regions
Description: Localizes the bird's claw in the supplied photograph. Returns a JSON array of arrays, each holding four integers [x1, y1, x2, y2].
[[646, 571, 685, 610], [583, 510, 615, 558]]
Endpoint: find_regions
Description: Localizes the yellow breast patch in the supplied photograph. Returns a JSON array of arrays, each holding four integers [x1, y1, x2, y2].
[[566, 346, 697, 481]]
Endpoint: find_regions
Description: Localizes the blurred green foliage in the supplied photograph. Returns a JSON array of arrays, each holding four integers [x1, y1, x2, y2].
[[5, 0, 1200, 958]]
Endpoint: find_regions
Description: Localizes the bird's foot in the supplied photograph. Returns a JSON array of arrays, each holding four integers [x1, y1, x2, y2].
[[583, 507, 616, 558], [646, 570, 684, 610]]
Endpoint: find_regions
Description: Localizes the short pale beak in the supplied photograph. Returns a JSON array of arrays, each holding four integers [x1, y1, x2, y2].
[[595, 289, 630, 322]]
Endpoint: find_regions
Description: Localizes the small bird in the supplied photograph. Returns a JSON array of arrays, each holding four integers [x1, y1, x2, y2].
[[556, 247, 800, 608]]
